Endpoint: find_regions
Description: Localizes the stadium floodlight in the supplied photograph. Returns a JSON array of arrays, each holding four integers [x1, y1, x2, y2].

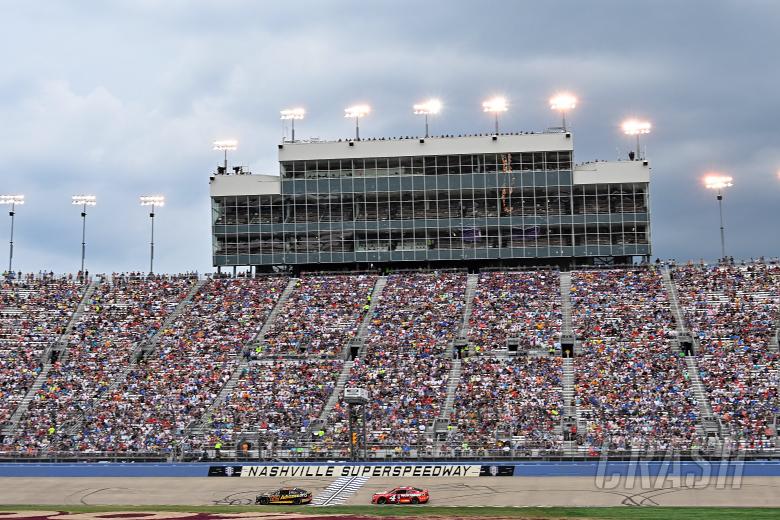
[[344, 104, 370, 141], [482, 96, 508, 134], [0, 195, 24, 274], [622, 119, 652, 159], [140, 195, 165, 274], [703, 174, 734, 261], [413, 99, 442, 138], [280, 108, 305, 142], [213, 139, 238, 170], [549, 93, 577, 131], [72, 195, 97, 276]]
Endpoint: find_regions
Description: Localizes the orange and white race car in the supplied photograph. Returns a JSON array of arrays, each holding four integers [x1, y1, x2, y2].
[[371, 486, 429, 505]]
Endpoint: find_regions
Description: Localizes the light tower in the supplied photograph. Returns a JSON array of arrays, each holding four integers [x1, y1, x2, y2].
[[343, 387, 369, 461], [280, 108, 305, 142], [72, 195, 97, 275], [482, 96, 508, 135], [622, 119, 652, 159], [704, 174, 734, 261], [140, 195, 165, 274], [0, 195, 24, 274], [549, 93, 577, 131], [213, 139, 238, 170], [344, 104, 370, 141], [413, 98, 442, 138]]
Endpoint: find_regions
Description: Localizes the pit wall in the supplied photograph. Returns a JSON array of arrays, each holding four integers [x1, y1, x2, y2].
[[2, 461, 780, 478]]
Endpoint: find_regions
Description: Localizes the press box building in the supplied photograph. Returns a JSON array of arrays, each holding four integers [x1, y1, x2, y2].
[[209, 131, 651, 272]]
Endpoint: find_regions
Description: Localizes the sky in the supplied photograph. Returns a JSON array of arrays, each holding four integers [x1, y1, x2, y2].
[[1, 0, 778, 275]]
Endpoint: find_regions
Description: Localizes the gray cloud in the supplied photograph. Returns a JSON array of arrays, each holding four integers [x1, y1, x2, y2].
[[1, 0, 778, 274]]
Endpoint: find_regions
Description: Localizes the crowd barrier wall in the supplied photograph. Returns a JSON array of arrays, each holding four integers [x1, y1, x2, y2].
[[2, 460, 780, 478]]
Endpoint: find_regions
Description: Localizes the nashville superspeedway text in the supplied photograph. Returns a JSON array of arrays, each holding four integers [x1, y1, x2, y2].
[[209, 464, 483, 478]]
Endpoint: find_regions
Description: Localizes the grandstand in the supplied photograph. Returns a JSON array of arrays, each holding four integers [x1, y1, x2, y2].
[[0, 131, 777, 463], [209, 132, 651, 273], [0, 262, 778, 460]]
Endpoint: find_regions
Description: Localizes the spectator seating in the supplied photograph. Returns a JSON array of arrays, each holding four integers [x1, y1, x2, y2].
[[468, 270, 562, 353], [204, 359, 343, 447], [263, 274, 376, 356], [325, 272, 466, 446], [674, 263, 780, 450], [0, 275, 85, 428], [571, 268, 701, 452], [449, 356, 563, 452], [8, 275, 196, 451], [0, 265, 776, 457]]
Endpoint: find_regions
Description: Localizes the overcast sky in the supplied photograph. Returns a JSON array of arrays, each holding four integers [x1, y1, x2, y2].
[[1, 0, 778, 274]]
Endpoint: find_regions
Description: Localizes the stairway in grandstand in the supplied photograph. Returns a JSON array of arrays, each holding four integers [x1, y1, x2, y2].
[[50, 279, 100, 361], [662, 266, 721, 443], [108, 278, 207, 394], [434, 272, 471, 441], [561, 357, 580, 455], [311, 475, 370, 506], [253, 277, 299, 350], [316, 276, 388, 426], [316, 360, 354, 425], [770, 322, 780, 353], [559, 272, 581, 454], [343, 275, 387, 360], [684, 356, 721, 441], [661, 267, 687, 334], [439, 358, 462, 420], [186, 277, 298, 438], [1, 279, 98, 437], [457, 273, 480, 338]]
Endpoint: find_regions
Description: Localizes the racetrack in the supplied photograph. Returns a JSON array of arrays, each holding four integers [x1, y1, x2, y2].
[[1, 477, 779, 507]]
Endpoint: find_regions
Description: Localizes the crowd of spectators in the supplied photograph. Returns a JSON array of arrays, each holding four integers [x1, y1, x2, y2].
[[571, 268, 701, 451], [7, 275, 196, 451], [327, 353, 451, 446], [0, 265, 776, 456], [101, 276, 290, 451], [0, 274, 85, 429], [364, 272, 465, 355], [203, 359, 342, 447], [324, 272, 465, 446], [673, 263, 780, 449], [468, 270, 562, 353], [449, 356, 563, 451], [263, 275, 376, 356]]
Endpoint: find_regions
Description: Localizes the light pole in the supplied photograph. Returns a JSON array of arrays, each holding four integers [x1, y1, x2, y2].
[[0, 195, 24, 274], [280, 108, 305, 142], [213, 139, 238, 170], [550, 93, 577, 131], [704, 174, 734, 261], [622, 119, 652, 159], [413, 98, 442, 138], [72, 195, 96, 275], [344, 104, 370, 141], [482, 96, 508, 135], [140, 195, 165, 274]]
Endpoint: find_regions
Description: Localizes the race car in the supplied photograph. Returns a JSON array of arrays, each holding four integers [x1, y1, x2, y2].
[[371, 486, 430, 504], [255, 488, 312, 505]]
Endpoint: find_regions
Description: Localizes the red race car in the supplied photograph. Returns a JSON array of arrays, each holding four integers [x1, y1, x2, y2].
[[371, 486, 430, 505]]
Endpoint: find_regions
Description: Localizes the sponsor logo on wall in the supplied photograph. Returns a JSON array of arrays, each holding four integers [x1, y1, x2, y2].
[[480, 465, 514, 476]]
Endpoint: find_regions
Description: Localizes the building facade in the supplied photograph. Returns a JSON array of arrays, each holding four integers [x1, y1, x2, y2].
[[210, 132, 651, 271]]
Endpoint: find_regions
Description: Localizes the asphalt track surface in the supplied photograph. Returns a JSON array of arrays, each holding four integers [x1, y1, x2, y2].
[[1, 477, 780, 507]]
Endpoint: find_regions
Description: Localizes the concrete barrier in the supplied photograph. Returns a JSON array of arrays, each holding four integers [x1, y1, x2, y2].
[[1, 460, 780, 478]]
